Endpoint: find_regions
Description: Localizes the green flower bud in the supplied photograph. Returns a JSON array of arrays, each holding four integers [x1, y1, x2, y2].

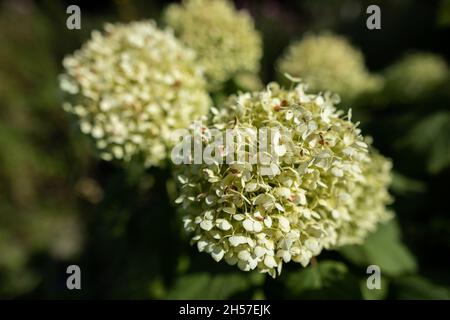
[[164, 0, 262, 90], [60, 21, 211, 167], [276, 33, 382, 102], [383, 52, 449, 103]]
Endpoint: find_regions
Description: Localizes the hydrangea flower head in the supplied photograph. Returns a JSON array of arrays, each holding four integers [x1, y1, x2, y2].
[[276, 33, 382, 102], [164, 0, 262, 89], [383, 52, 449, 102], [175, 81, 392, 277], [60, 21, 211, 167]]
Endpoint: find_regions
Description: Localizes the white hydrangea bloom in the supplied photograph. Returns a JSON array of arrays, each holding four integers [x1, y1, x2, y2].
[[164, 0, 262, 90], [60, 21, 211, 167], [175, 82, 392, 277]]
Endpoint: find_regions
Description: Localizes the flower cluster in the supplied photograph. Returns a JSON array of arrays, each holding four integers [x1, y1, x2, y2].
[[164, 0, 262, 89], [333, 148, 393, 246], [383, 52, 449, 102], [175, 82, 392, 277], [276, 33, 382, 102], [60, 21, 211, 167]]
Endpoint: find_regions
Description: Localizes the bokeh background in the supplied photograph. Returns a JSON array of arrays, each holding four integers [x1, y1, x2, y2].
[[0, 0, 449, 299]]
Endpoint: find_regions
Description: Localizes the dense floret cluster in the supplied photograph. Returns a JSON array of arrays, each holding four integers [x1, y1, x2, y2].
[[60, 21, 211, 167], [164, 0, 262, 89], [175, 82, 392, 277]]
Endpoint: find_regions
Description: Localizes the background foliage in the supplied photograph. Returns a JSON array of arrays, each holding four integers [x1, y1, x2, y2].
[[0, 0, 449, 299]]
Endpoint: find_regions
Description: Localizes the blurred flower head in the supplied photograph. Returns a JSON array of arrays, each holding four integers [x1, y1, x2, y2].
[[383, 52, 449, 103], [175, 81, 392, 277], [164, 0, 262, 90], [276, 33, 382, 102], [60, 21, 211, 167]]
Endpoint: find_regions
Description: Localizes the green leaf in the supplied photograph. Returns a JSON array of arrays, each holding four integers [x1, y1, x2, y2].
[[403, 112, 450, 174], [360, 277, 389, 300], [394, 275, 450, 299], [437, 0, 450, 27], [148, 278, 167, 299], [167, 273, 263, 299], [286, 260, 349, 294], [340, 220, 417, 277], [364, 222, 417, 276], [390, 171, 426, 195], [339, 245, 367, 267]]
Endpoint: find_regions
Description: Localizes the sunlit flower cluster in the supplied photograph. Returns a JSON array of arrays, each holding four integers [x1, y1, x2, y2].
[[175, 82, 392, 277], [383, 52, 449, 102], [276, 33, 382, 102], [164, 0, 262, 89], [60, 21, 211, 167]]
